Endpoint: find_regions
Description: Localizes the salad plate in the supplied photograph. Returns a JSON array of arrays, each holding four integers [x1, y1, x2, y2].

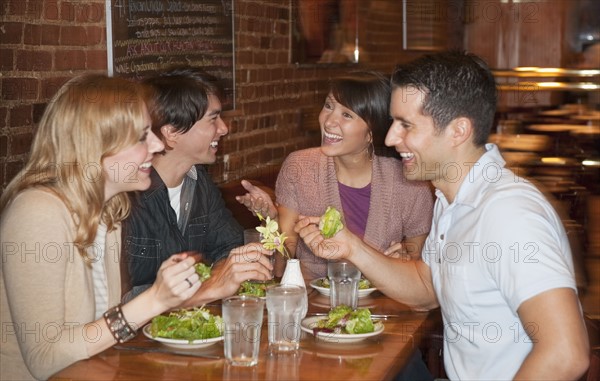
[[142, 324, 224, 349], [310, 278, 377, 298], [300, 316, 384, 344]]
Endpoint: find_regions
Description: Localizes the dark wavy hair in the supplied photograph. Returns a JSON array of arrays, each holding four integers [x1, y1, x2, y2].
[[391, 51, 497, 146], [329, 71, 392, 147], [143, 66, 224, 142]]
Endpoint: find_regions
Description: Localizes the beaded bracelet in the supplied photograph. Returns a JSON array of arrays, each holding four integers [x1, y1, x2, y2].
[[103, 304, 137, 343]]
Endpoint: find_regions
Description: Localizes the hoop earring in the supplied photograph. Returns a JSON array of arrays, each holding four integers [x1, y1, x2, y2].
[[367, 130, 374, 162]]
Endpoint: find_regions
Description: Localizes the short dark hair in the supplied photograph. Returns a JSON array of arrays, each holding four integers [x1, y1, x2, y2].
[[329, 71, 391, 147], [391, 51, 497, 146], [143, 66, 223, 136]]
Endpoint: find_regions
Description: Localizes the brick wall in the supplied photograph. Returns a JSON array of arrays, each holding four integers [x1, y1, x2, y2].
[[1, 0, 108, 190], [0, 0, 444, 190]]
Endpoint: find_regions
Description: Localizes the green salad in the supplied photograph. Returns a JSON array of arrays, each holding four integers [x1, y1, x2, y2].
[[194, 263, 212, 281], [314, 305, 375, 335], [237, 280, 278, 297], [316, 277, 372, 290], [319, 206, 344, 238], [150, 307, 223, 342]]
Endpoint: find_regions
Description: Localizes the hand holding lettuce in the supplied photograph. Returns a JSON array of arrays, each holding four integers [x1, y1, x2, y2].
[[319, 206, 344, 238]]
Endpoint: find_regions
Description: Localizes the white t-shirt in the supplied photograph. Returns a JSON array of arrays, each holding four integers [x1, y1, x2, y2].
[[168, 181, 184, 222], [423, 144, 577, 380]]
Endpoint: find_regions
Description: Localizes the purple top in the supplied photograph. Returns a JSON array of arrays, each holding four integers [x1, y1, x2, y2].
[[338, 182, 371, 238]]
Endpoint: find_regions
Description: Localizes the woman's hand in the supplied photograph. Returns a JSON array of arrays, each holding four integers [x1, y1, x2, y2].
[[384, 241, 405, 258], [235, 180, 278, 219], [150, 252, 202, 311]]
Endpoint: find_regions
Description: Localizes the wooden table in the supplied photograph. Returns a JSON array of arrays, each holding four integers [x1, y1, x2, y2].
[[50, 289, 431, 381]]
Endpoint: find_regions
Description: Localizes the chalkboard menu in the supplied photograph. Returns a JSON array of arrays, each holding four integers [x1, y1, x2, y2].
[[107, 0, 235, 109]]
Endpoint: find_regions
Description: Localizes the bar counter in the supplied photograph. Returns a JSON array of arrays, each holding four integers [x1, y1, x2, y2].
[[50, 289, 432, 381]]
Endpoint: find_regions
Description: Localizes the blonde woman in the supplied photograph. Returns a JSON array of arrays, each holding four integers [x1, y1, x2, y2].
[[0, 75, 200, 381]]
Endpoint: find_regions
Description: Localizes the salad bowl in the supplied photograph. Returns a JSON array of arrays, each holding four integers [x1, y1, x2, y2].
[[300, 316, 384, 344], [143, 324, 223, 349], [310, 278, 377, 298]]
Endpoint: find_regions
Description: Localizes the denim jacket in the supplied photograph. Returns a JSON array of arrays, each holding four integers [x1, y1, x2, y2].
[[122, 165, 243, 295]]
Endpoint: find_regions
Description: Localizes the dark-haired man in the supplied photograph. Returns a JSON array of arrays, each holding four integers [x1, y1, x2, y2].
[[122, 67, 272, 306]]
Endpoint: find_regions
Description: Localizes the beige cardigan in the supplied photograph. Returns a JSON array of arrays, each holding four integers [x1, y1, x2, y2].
[[1, 189, 122, 381]]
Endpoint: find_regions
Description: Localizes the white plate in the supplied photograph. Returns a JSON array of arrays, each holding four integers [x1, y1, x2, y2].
[[142, 324, 224, 349], [301, 316, 384, 343], [309, 278, 376, 298]]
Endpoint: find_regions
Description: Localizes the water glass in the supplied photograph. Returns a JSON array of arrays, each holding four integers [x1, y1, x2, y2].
[[327, 261, 361, 310], [266, 284, 304, 352], [222, 295, 265, 366], [244, 228, 262, 245]]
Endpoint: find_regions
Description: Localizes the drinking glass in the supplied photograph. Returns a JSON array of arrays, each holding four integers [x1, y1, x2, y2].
[[266, 284, 304, 352], [327, 261, 361, 310], [222, 295, 265, 366]]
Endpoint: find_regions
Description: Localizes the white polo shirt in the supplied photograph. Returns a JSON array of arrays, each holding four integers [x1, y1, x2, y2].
[[423, 144, 577, 380]]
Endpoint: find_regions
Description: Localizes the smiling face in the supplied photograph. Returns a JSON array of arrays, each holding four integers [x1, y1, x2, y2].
[[319, 93, 371, 159], [385, 87, 451, 186], [172, 94, 228, 165], [103, 106, 165, 199]]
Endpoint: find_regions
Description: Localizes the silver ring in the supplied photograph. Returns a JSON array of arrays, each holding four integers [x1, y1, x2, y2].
[[185, 278, 193, 288]]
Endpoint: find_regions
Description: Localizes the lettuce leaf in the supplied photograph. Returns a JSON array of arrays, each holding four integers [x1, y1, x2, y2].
[[195, 263, 212, 281], [319, 206, 344, 238], [315, 306, 375, 334], [345, 308, 374, 334], [237, 280, 278, 297]]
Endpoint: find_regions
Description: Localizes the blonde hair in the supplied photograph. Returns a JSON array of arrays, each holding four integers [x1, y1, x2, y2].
[[0, 74, 148, 256]]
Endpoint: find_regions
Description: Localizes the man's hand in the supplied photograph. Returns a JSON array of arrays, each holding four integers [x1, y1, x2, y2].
[[235, 180, 277, 219], [181, 243, 274, 307]]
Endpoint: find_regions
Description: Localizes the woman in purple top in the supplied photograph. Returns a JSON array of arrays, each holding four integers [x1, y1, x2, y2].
[[239, 72, 434, 280]]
